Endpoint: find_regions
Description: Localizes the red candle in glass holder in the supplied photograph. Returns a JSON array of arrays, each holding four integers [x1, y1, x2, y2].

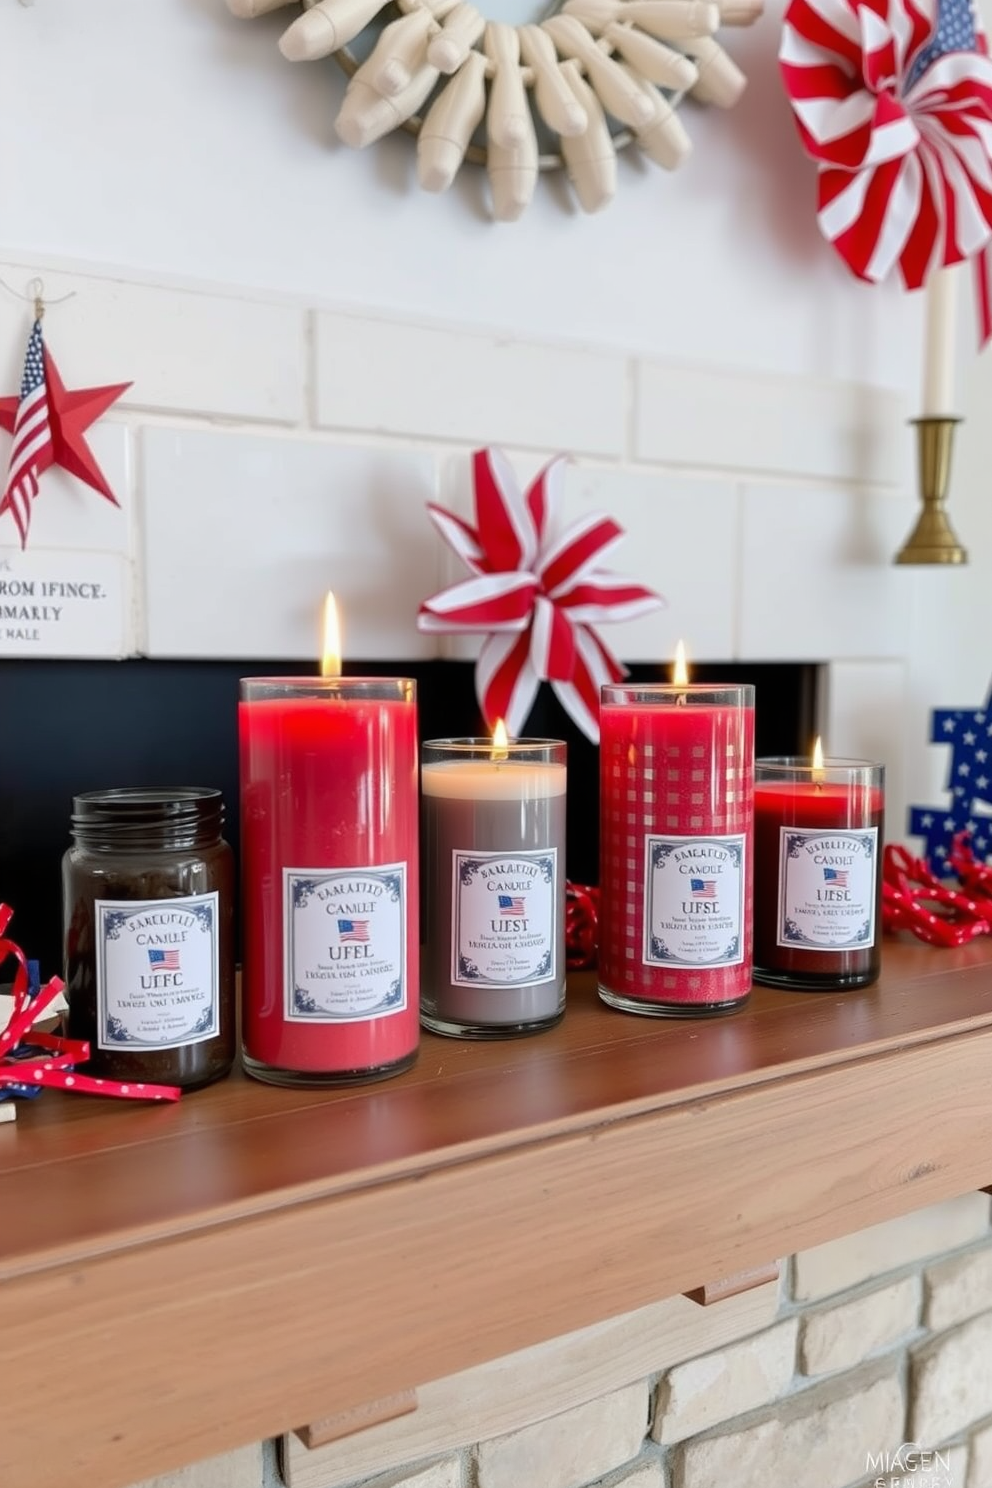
[[753, 746, 884, 990], [239, 597, 419, 1085], [598, 651, 754, 1017]]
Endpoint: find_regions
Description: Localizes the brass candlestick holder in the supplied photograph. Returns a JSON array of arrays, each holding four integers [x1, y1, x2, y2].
[[894, 416, 968, 565]]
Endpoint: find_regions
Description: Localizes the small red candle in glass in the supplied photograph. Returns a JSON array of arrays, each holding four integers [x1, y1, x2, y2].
[[753, 742, 884, 991], [598, 645, 755, 1016], [239, 595, 419, 1085]]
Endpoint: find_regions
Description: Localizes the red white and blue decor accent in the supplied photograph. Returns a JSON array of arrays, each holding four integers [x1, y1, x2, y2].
[[0, 904, 180, 1106], [417, 449, 664, 742], [780, 0, 992, 342], [908, 678, 992, 868], [0, 315, 130, 550]]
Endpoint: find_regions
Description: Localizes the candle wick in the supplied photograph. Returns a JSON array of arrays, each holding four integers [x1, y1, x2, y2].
[[676, 692, 687, 708]]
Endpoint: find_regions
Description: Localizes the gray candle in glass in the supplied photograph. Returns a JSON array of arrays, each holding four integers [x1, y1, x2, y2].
[[421, 733, 566, 1038]]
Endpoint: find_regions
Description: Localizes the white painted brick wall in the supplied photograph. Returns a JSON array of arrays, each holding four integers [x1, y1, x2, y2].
[[799, 1275, 921, 1377], [596, 1465, 666, 1488], [672, 1363, 904, 1488], [363, 1461, 463, 1488], [736, 484, 917, 662], [633, 364, 910, 488], [0, 259, 306, 424], [0, 252, 941, 837], [0, 254, 920, 678], [315, 312, 628, 458], [912, 1313, 992, 1444], [793, 1196, 991, 1302], [968, 1419, 992, 1488], [652, 1320, 798, 1444], [925, 1243, 992, 1332], [474, 1381, 648, 1488], [124, 1443, 263, 1488], [139, 428, 438, 659]]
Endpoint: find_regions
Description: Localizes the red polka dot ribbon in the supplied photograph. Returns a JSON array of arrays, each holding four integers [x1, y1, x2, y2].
[[0, 903, 181, 1103], [882, 834, 992, 945]]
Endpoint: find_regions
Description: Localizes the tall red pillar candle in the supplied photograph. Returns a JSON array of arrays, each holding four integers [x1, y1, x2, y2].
[[753, 757, 884, 990], [239, 677, 419, 1085], [599, 683, 755, 1016]]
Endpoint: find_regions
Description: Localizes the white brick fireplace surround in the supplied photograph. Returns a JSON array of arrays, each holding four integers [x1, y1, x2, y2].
[[3, 248, 987, 845], [8, 3, 992, 1484]]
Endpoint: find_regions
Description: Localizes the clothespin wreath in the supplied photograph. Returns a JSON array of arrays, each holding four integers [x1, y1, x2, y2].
[[0, 904, 180, 1104]]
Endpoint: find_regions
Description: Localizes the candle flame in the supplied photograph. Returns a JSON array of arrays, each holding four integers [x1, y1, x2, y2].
[[673, 640, 689, 687], [491, 718, 509, 762], [320, 592, 342, 678], [812, 735, 825, 784]]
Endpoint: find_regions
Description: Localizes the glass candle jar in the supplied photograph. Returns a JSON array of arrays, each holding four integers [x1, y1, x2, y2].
[[62, 787, 236, 1090], [598, 683, 755, 1017], [421, 737, 566, 1039], [239, 676, 419, 1086], [753, 757, 884, 990]]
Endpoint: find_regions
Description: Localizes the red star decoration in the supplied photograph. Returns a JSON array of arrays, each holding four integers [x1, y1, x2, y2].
[[0, 344, 131, 516]]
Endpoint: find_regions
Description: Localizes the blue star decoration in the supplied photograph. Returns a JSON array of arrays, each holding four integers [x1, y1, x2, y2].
[[909, 677, 992, 869]]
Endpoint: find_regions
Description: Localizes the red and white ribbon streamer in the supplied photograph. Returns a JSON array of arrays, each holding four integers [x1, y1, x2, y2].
[[418, 450, 664, 742], [780, 0, 992, 343], [0, 904, 180, 1103]]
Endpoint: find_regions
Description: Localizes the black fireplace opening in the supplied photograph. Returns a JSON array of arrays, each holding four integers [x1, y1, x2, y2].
[[0, 658, 819, 972]]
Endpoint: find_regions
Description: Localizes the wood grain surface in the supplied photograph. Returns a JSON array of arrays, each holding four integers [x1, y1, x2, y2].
[[4, 937, 992, 1488]]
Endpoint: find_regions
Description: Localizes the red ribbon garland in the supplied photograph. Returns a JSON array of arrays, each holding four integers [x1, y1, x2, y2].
[[881, 835, 992, 946], [565, 883, 600, 970], [0, 904, 181, 1102]]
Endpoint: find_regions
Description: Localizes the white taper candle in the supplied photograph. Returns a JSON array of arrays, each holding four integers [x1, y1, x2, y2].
[[921, 266, 958, 417]]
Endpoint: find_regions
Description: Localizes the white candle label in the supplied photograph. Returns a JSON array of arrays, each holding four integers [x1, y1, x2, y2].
[[451, 850, 557, 988], [0, 548, 128, 657], [777, 829, 878, 950], [283, 865, 407, 1021], [95, 894, 220, 1051], [643, 836, 746, 968]]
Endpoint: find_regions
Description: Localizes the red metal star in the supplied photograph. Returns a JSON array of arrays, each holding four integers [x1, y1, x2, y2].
[[0, 343, 130, 512]]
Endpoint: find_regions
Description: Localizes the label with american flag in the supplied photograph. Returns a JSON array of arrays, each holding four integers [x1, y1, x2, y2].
[[284, 865, 407, 1021], [95, 892, 220, 1050], [643, 835, 746, 968], [777, 828, 878, 950], [451, 850, 558, 988]]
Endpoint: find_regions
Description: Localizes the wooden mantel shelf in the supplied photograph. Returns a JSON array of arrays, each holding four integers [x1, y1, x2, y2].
[[6, 939, 992, 1488]]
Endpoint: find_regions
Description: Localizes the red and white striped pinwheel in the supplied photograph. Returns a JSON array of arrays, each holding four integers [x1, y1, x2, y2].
[[780, 0, 992, 336], [418, 449, 664, 743]]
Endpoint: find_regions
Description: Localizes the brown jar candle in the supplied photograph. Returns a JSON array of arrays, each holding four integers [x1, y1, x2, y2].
[[63, 787, 235, 1089]]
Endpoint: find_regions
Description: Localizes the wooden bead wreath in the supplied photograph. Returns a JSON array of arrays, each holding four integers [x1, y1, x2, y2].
[[226, 0, 762, 217]]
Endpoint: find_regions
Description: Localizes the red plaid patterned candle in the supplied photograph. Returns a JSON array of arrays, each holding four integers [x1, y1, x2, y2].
[[598, 678, 754, 1016]]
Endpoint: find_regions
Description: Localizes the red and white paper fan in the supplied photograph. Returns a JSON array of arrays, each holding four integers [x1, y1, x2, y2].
[[418, 450, 664, 743]]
